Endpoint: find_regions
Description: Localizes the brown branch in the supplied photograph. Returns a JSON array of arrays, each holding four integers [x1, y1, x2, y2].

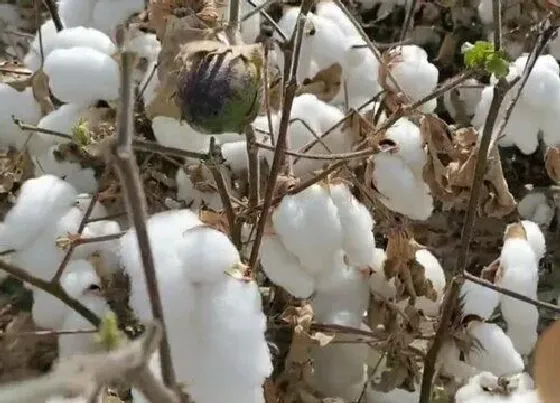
[[43, 0, 63, 32], [256, 141, 376, 160], [111, 33, 176, 387], [263, 46, 276, 147], [248, 0, 315, 275], [418, 77, 512, 403], [0, 259, 100, 326], [246, 125, 260, 210], [5, 328, 97, 338], [463, 272, 560, 313], [246, 0, 287, 41], [52, 193, 100, 284]]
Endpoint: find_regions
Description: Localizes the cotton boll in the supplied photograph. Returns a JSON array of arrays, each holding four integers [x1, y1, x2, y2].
[[120, 209, 201, 321], [187, 278, 272, 403], [152, 117, 212, 162], [59, 0, 96, 28], [513, 55, 560, 110], [369, 248, 398, 299], [0, 84, 42, 150], [34, 146, 98, 193], [221, 141, 249, 176], [32, 259, 101, 329], [460, 279, 500, 320], [176, 226, 240, 284], [443, 79, 484, 120], [438, 340, 479, 381], [384, 118, 426, 177], [315, 2, 361, 40], [36, 102, 88, 138], [373, 153, 433, 220], [507, 321, 538, 355], [466, 321, 525, 377], [0, 175, 77, 250], [520, 220, 546, 261], [342, 52, 382, 109], [388, 45, 438, 102], [260, 235, 315, 298], [455, 372, 500, 403], [272, 184, 343, 274], [73, 193, 108, 220], [124, 32, 161, 62], [329, 183, 375, 267], [44, 47, 119, 104], [51, 26, 116, 56], [73, 220, 122, 269], [23, 20, 58, 72], [413, 249, 445, 316], [91, 0, 145, 37]]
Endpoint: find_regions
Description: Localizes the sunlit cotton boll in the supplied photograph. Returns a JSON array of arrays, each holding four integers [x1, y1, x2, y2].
[[384, 117, 426, 177], [58, 0, 96, 28], [272, 183, 343, 274], [91, 0, 145, 37], [520, 220, 546, 261], [0, 84, 42, 150], [443, 78, 484, 121], [409, 248, 445, 316], [44, 46, 119, 105], [460, 279, 499, 320], [152, 116, 212, 163], [260, 235, 315, 298], [23, 20, 58, 72]]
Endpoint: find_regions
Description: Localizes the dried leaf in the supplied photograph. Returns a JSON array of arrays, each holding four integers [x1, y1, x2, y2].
[[296, 63, 342, 103], [545, 145, 560, 183], [31, 69, 54, 115], [199, 209, 230, 233], [310, 332, 335, 347]]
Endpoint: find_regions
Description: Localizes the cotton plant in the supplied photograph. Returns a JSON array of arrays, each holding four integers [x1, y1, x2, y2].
[[261, 182, 375, 299], [384, 45, 439, 113], [370, 117, 433, 220], [455, 372, 538, 403], [472, 54, 560, 154], [175, 163, 234, 211], [120, 209, 272, 403], [0, 83, 42, 151]]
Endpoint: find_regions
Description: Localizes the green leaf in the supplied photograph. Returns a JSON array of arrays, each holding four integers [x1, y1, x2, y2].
[[464, 41, 510, 77], [486, 53, 509, 78], [94, 312, 125, 352], [72, 118, 91, 147]]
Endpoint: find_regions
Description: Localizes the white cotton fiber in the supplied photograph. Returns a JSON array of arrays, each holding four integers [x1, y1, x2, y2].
[[366, 386, 420, 403], [272, 184, 343, 273], [437, 341, 479, 381], [74, 220, 122, 269], [34, 146, 98, 193], [443, 78, 484, 120], [520, 220, 546, 261], [221, 141, 250, 176], [0, 175, 77, 251], [466, 321, 525, 377], [460, 279, 499, 320], [260, 235, 315, 298], [58, 0, 96, 28], [52, 26, 116, 57], [329, 183, 375, 267], [412, 248, 445, 316], [23, 20, 58, 72], [384, 118, 426, 177], [175, 166, 226, 211], [507, 321, 538, 355], [341, 52, 382, 109], [369, 248, 398, 299], [176, 226, 240, 284], [518, 192, 553, 226], [125, 32, 161, 62], [91, 0, 145, 36], [373, 153, 433, 220], [0, 84, 42, 150], [33, 104, 88, 155], [152, 117, 212, 162], [44, 47, 119, 104]]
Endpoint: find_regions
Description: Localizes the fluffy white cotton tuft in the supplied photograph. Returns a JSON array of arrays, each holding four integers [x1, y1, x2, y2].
[[260, 235, 315, 298], [460, 279, 499, 320], [0, 84, 42, 150], [175, 165, 228, 211], [23, 20, 58, 72], [58, 0, 96, 28], [152, 116, 212, 162], [411, 249, 445, 316], [44, 47, 119, 104], [384, 117, 426, 177], [91, 0, 145, 36], [520, 220, 546, 261], [329, 183, 375, 267], [272, 184, 343, 274], [517, 192, 554, 226], [443, 78, 484, 121]]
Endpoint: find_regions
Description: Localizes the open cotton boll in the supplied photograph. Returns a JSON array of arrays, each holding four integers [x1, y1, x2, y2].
[[507, 321, 538, 355], [518, 193, 552, 226], [91, 0, 145, 36], [73, 220, 122, 269], [59, 0, 96, 28], [34, 146, 98, 193], [465, 321, 525, 377], [443, 78, 484, 120], [369, 248, 398, 299], [36, 103, 88, 141], [275, 8, 314, 82], [50, 26, 116, 57], [175, 226, 240, 284], [272, 184, 343, 274], [513, 55, 560, 109], [222, 141, 249, 176], [388, 45, 439, 102], [23, 20, 58, 72], [260, 235, 315, 298], [373, 153, 433, 220], [32, 259, 101, 329], [44, 47, 119, 104], [186, 276, 272, 403], [0, 175, 77, 250], [124, 31, 161, 62], [384, 117, 426, 177], [152, 116, 212, 162], [460, 279, 499, 320], [520, 220, 546, 261], [455, 372, 500, 403], [438, 341, 479, 381], [329, 183, 375, 267], [341, 52, 382, 109], [0, 84, 42, 150], [120, 209, 202, 321], [411, 249, 445, 316], [175, 166, 226, 211]]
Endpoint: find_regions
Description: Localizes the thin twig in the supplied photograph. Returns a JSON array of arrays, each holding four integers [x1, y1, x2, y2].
[[256, 141, 376, 160], [263, 46, 276, 146], [5, 328, 98, 338], [246, 126, 260, 210], [52, 194, 99, 284], [43, 0, 63, 31], [34, 0, 45, 69], [463, 273, 560, 313], [0, 260, 100, 326], [418, 78, 511, 403], [400, 0, 417, 42], [242, 0, 277, 21], [492, 0, 502, 51], [112, 32, 175, 387], [247, 0, 287, 41], [247, 0, 315, 275]]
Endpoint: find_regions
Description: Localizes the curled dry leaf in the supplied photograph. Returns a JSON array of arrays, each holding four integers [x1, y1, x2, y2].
[[0, 147, 33, 196], [421, 115, 516, 217], [296, 63, 342, 103], [545, 145, 560, 183], [199, 209, 230, 234], [535, 320, 560, 403]]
